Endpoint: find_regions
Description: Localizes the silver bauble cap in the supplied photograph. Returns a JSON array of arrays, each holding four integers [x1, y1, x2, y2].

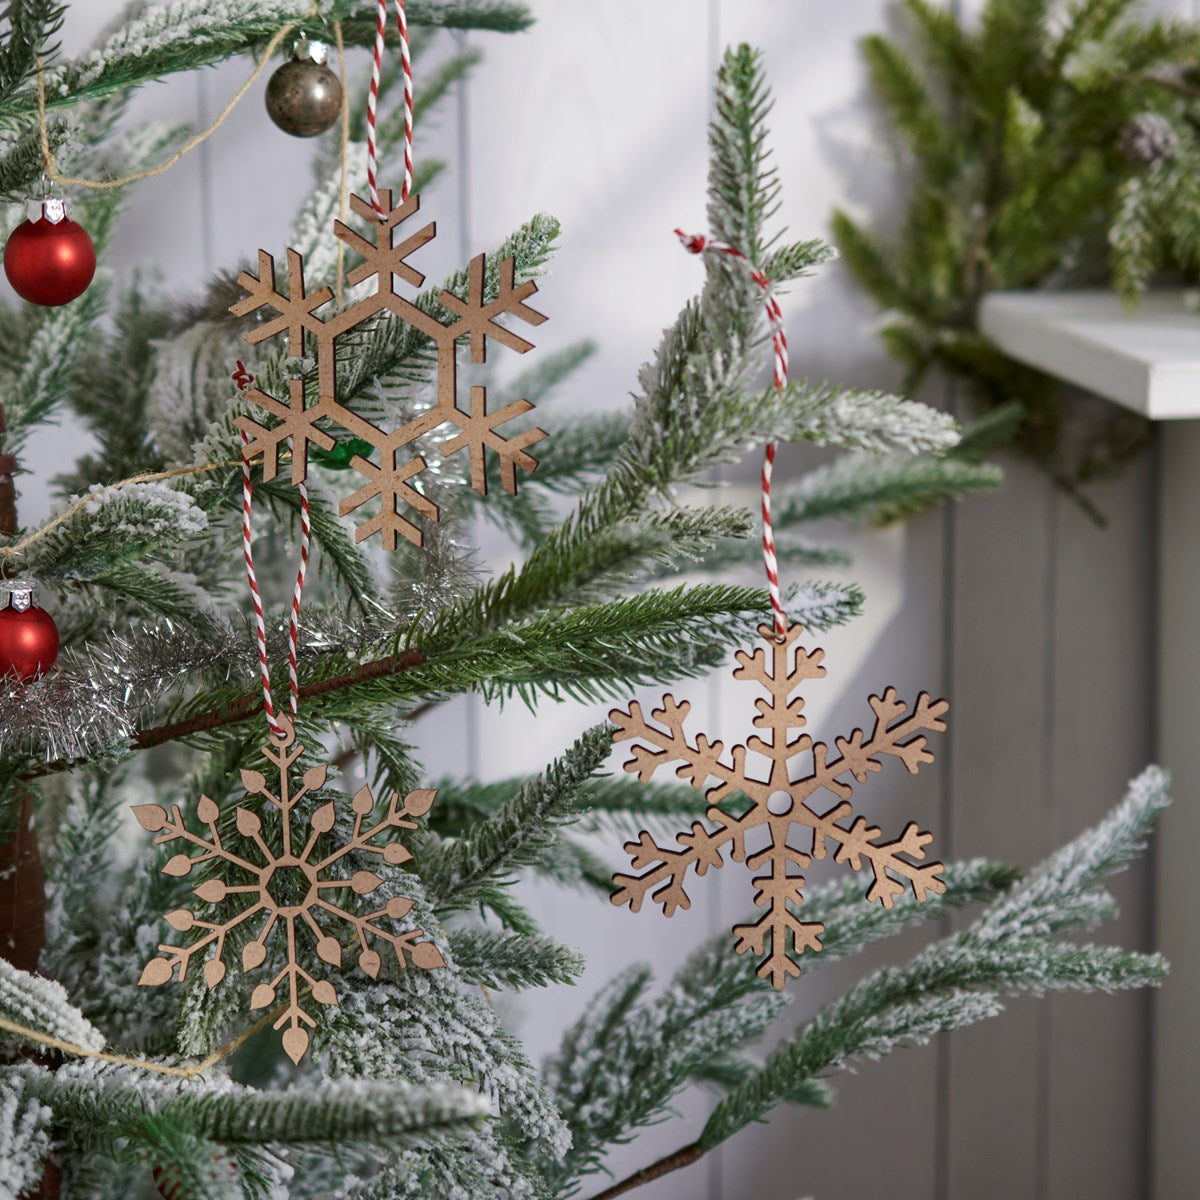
[[292, 34, 330, 65], [2, 578, 39, 611], [23, 197, 66, 224]]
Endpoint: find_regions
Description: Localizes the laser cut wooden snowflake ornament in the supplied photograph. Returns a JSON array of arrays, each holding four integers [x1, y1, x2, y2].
[[231, 190, 549, 549], [134, 717, 444, 1064], [610, 622, 949, 987]]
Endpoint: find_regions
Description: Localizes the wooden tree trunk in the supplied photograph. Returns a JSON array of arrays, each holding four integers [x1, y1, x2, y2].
[[0, 405, 58, 1200]]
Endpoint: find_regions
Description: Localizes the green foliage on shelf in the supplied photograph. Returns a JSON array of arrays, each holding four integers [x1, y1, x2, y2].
[[837, 0, 1200, 511]]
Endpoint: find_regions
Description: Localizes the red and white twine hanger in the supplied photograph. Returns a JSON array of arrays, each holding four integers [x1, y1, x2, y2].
[[367, 0, 414, 215], [236, 385, 311, 740], [676, 229, 789, 637], [234, 0, 416, 734]]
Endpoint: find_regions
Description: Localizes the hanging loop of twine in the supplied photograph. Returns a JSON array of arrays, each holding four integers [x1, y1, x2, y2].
[[676, 229, 789, 638], [234, 370, 310, 739], [366, 0, 413, 218], [333, 18, 351, 305]]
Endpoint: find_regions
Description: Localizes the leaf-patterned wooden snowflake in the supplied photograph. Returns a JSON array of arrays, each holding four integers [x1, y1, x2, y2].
[[609, 622, 949, 987], [133, 717, 444, 1064], [231, 190, 548, 550]]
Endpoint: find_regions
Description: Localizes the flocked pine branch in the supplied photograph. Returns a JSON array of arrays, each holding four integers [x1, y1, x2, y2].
[[0, 956, 106, 1054], [580, 769, 1169, 1197], [8, 1, 531, 124], [548, 859, 1019, 1196], [448, 927, 585, 990], [424, 723, 611, 915], [13, 1060, 489, 1157], [0, 1070, 52, 1200], [323, 970, 571, 1182]]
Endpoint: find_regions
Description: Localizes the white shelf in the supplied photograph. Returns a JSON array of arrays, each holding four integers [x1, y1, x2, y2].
[[978, 289, 1200, 420]]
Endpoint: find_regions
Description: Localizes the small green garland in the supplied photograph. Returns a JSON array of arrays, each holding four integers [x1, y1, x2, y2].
[[836, 0, 1200, 518]]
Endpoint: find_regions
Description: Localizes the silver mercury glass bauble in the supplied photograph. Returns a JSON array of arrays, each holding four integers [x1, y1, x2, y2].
[[265, 36, 343, 138]]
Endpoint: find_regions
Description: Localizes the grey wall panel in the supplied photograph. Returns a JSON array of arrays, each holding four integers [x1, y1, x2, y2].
[[946, 454, 1057, 1200], [1045, 398, 1155, 1200]]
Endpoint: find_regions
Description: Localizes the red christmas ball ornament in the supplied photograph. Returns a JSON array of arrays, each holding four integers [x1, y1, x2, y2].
[[3, 197, 95, 307], [0, 579, 59, 681]]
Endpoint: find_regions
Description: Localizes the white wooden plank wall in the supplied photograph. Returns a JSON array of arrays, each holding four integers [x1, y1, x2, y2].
[[22, 3, 1172, 1197]]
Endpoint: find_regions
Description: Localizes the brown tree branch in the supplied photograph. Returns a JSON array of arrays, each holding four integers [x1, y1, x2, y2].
[[20, 647, 428, 782], [584, 1142, 704, 1200]]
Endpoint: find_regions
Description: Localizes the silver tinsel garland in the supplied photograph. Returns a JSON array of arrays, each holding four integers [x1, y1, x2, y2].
[[0, 620, 248, 764], [0, 592, 469, 765]]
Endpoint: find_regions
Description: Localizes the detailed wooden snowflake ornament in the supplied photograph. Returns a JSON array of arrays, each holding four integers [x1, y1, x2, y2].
[[610, 622, 949, 987], [232, 190, 548, 549], [134, 717, 444, 1064]]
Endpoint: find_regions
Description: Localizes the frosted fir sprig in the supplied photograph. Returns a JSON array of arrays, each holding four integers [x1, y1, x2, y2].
[[543, 960, 788, 1191], [77, 480, 207, 535], [447, 928, 585, 990], [774, 441, 1004, 527], [42, 772, 128, 998], [756, 381, 959, 457], [691, 769, 1171, 1160], [18, 481, 208, 591], [0, 957, 107, 1054], [0, 1072, 53, 1200], [423, 723, 612, 917], [352, 1124, 547, 1200], [1, 262, 107, 449], [147, 320, 247, 466], [327, 972, 571, 1158], [972, 764, 1170, 945], [784, 580, 864, 631], [7, 1059, 489, 1168]]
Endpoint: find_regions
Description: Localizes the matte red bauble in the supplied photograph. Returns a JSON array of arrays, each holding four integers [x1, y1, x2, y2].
[[3, 199, 95, 307], [0, 580, 58, 681]]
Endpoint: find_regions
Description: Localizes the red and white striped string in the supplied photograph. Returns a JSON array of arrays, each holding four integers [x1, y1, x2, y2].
[[232, 0, 413, 731], [236, 373, 311, 738], [676, 229, 789, 637], [234, 0, 416, 730], [366, 0, 413, 217]]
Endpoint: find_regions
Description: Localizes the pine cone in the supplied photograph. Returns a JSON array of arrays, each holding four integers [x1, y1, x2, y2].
[[1119, 112, 1179, 165]]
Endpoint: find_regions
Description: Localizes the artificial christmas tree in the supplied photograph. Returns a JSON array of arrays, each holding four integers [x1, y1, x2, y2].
[[0, 4, 1168, 1198]]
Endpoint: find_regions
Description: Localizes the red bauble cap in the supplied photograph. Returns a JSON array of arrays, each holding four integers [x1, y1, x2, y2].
[[4, 198, 95, 307], [0, 579, 59, 681]]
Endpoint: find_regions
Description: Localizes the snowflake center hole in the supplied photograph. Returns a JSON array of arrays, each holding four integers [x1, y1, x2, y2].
[[263, 862, 313, 910], [766, 790, 794, 816]]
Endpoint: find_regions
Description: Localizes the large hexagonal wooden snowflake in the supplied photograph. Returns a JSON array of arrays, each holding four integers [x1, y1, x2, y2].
[[134, 717, 443, 1063], [232, 190, 548, 550], [609, 623, 949, 987]]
